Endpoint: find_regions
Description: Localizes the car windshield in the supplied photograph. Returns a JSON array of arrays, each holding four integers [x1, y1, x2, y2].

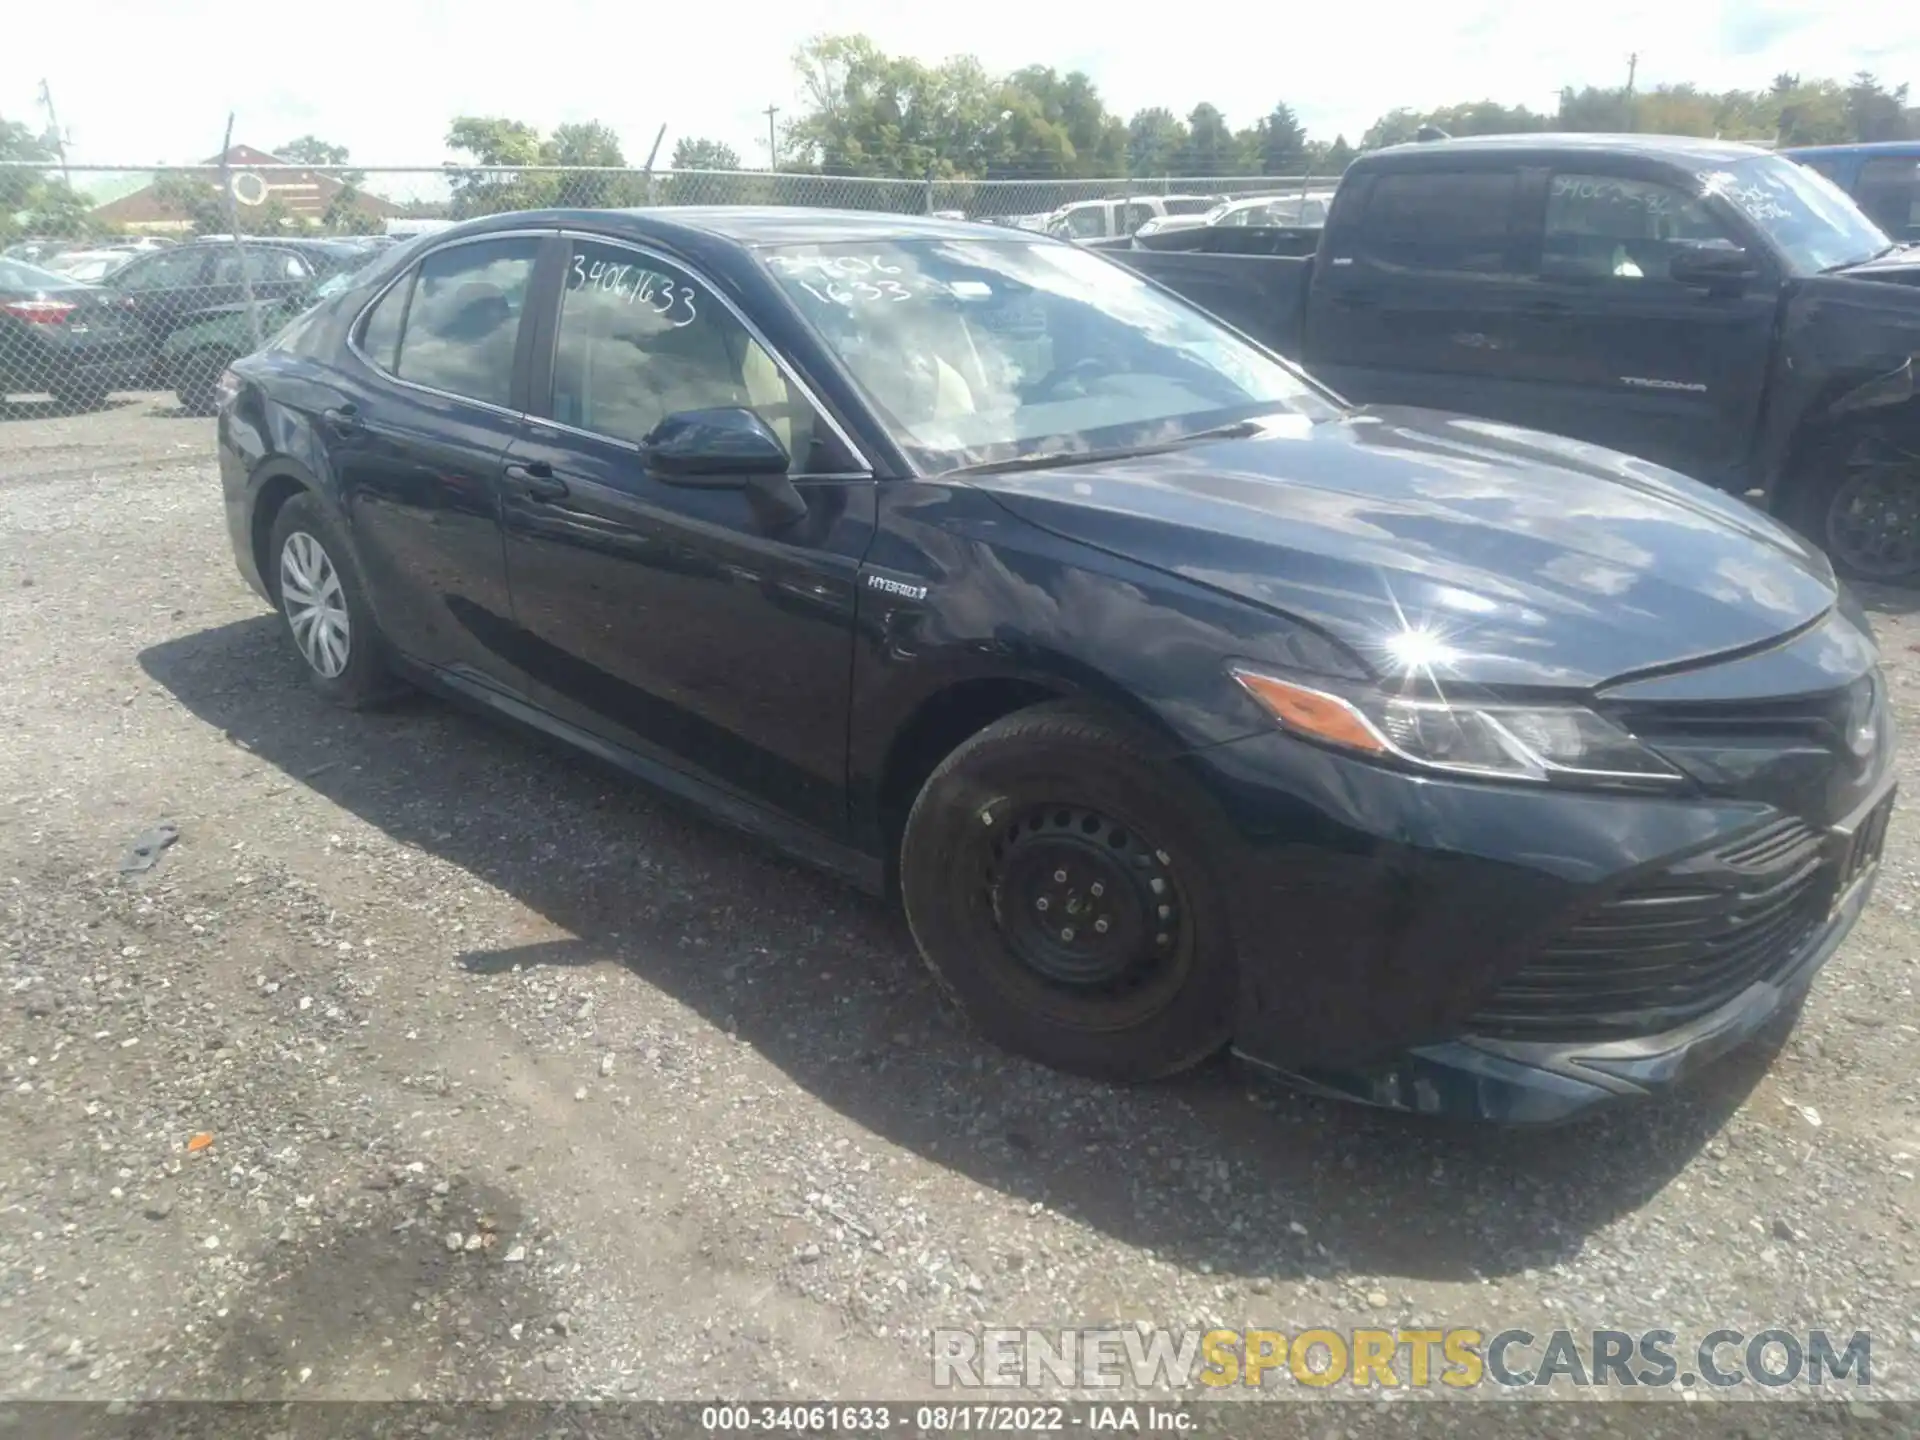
[[763, 238, 1331, 471], [1698, 155, 1890, 273], [0, 258, 73, 290]]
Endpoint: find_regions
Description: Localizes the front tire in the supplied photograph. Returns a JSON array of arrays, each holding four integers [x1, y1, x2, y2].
[[267, 493, 401, 708], [1788, 424, 1920, 585], [176, 350, 231, 415], [899, 702, 1238, 1082]]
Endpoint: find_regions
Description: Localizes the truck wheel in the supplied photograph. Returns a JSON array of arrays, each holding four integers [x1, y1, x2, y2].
[[898, 702, 1237, 1082], [1790, 424, 1920, 585], [176, 350, 232, 416], [267, 493, 403, 709]]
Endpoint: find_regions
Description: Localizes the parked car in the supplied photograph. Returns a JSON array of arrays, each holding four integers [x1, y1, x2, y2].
[[164, 255, 394, 413], [103, 237, 379, 380], [1786, 141, 1920, 243], [1133, 192, 1333, 246], [1044, 194, 1222, 243], [0, 257, 145, 408], [45, 248, 140, 283], [216, 207, 1893, 1123], [1114, 133, 1920, 582]]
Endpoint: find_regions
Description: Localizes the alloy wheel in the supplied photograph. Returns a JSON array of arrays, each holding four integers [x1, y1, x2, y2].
[[1825, 437, 1920, 581], [279, 530, 352, 678]]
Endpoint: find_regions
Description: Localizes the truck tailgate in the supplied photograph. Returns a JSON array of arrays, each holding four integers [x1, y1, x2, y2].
[[1108, 252, 1312, 358]]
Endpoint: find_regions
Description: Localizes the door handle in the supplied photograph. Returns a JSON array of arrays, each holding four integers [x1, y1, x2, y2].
[[321, 405, 363, 436], [1521, 299, 1571, 318], [505, 461, 569, 502], [1329, 290, 1376, 309]]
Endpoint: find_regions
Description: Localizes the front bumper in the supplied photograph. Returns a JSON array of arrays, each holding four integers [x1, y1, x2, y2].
[[1184, 705, 1896, 1124], [1235, 817, 1884, 1123]]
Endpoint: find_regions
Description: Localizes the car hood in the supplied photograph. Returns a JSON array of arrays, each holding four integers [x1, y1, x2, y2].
[[969, 406, 1838, 689], [1828, 245, 1920, 286]]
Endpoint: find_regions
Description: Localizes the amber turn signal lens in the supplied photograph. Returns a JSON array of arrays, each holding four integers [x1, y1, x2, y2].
[[1230, 669, 1388, 755]]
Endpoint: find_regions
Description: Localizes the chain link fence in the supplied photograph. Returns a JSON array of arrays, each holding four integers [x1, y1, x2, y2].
[[1, 161, 1335, 413]]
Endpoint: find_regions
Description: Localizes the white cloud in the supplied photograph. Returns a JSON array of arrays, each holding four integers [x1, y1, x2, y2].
[[6, 0, 1918, 178]]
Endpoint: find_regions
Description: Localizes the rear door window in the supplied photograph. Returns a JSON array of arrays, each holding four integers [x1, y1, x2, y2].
[[1355, 170, 1522, 274], [391, 237, 539, 408], [1857, 157, 1920, 239]]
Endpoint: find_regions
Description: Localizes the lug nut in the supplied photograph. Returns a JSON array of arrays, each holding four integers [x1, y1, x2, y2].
[[1053, 869, 1067, 883], [1094, 918, 1109, 934], [1090, 882, 1104, 898], [1156, 933, 1169, 945], [1061, 927, 1075, 941], [1036, 897, 1049, 911]]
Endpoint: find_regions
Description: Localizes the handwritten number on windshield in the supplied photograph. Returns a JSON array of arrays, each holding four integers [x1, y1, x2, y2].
[[569, 254, 698, 327]]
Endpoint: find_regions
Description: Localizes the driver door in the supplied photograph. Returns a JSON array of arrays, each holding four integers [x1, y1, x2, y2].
[[499, 233, 878, 834], [1504, 167, 1780, 485]]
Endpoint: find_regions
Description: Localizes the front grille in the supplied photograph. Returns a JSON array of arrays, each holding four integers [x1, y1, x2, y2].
[[1467, 818, 1832, 1041]]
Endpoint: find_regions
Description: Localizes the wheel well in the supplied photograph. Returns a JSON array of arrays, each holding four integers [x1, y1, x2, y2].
[[1776, 397, 1920, 518], [250, 472, 310, 597], [876, 678, 1061, 868]]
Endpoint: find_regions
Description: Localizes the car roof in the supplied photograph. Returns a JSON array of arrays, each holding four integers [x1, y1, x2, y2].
[[1361, 132, 1773, 167], [1781, 140, 1920, 159], [450, 206, 1042, 247]]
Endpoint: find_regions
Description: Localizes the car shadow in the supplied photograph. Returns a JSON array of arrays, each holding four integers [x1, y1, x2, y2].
[[139, 616, 1776, 1287]]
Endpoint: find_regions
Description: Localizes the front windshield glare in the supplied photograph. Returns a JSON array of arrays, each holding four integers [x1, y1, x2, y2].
[[762, 238, 1331, 471], [1701, 156, 1889, 273]]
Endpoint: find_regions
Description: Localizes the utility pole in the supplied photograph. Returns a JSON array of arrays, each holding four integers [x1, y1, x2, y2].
[[37, 80, 69, 185], [763, 105, 780, 171], [1624, 53, 1639, 130]]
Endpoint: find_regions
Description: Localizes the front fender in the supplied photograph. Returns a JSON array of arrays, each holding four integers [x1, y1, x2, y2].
[[1762, 279, 1920, 503], [847, 481, 1365, 843]]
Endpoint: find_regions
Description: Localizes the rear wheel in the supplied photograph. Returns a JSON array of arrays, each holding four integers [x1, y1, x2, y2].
[[1788, 423, 1920, 584], [898, 702, 1238, 1082], [175, 349, 232, 415], [267, 492, 402, 709]]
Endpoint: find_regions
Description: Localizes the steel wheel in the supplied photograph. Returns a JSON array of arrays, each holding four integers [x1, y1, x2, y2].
[[984, 804, 1189, 1023], [279, 530, 352, 679], [1824, 435, 1920, 582]]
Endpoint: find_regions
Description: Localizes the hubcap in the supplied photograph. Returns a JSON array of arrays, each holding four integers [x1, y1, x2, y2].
[[1826, 441, 1920, 580], [279, 531, 351, 678], [985, 805, 1182, 994]]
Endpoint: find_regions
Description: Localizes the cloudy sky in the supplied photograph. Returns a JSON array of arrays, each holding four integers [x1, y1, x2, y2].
[[6, 0, 1918, 178]]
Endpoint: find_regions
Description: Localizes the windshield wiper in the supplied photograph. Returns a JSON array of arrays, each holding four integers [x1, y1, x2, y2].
[[941, 418, 1271, 477], [1823, 242, 1905, 272]]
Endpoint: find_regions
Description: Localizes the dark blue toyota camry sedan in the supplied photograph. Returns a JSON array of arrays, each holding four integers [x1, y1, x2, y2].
[[214, 207, 1897, 1123]]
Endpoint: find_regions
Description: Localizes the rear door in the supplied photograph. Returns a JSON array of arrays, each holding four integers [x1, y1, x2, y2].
[[1857, 155, 1920, 242], [1501, 167, 1780, 485], [109, 245, 215, 356], [324, 232, 545, 689], [1304, 164, 1535, 412]]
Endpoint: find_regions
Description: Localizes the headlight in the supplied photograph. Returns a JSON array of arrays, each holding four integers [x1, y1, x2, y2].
[[1230, 667, 1683, 786]]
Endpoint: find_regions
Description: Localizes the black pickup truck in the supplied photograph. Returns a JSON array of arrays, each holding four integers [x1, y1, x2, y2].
[[1115, 133, 1920, 582]]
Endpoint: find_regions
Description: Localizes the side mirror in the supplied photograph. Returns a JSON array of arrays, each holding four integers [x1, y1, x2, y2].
[[1669, 245, 1760, 292], [642, 406, 808, 529], [643, 406, 791, 482]]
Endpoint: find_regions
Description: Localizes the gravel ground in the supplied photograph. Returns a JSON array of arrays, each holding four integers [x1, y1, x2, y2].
[[3, 396, 1920, 1427]]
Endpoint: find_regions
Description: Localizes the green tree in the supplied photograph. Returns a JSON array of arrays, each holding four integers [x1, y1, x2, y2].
[[1252, 103, 1308, 176], [445, 116, 549, 216], [1179, 103, 1239, 177], [276, 135, 350, 167], [545, 121, 630, 207], [672, 137, 742, 170], [1126, 107, 1188, 177], [1846, 72, 1914, 142]]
